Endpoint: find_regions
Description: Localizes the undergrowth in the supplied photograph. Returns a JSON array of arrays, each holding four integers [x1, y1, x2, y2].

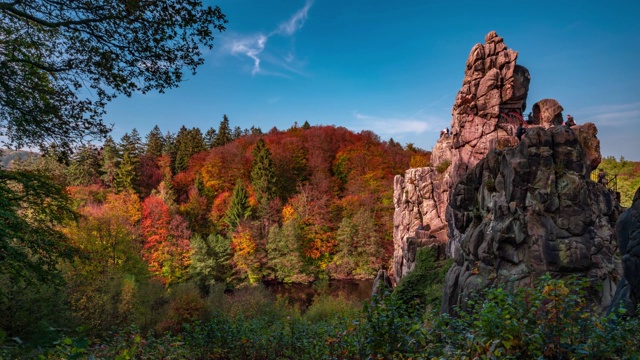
[[3, 275, 640, 359]]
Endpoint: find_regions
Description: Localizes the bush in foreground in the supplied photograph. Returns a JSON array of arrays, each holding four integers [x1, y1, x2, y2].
[[4, 275, 640, 359]]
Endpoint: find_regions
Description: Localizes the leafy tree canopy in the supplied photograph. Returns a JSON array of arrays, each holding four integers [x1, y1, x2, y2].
[[0, 0, 227, 153], [0, 169, 76, 291]]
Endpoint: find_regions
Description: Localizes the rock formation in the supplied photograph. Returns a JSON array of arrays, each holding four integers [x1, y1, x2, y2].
[[531, 99, 564, 128], [393, 31, 531, 283], [371, 269, 393, 297], [608, 187, 640, 316], [393, 31, 622, 313], [442, 125, 622, 313]]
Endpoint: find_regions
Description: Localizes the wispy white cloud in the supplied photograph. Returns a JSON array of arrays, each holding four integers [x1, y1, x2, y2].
[[226, 1, 313, 76], [230, 34, 267, 75], [274, 1, 313, 36], [575, 102, 640, 127], [350, 111, 448, 139]]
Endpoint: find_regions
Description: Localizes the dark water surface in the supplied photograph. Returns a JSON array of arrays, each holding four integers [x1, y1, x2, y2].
[[263, 279, 374, 310]]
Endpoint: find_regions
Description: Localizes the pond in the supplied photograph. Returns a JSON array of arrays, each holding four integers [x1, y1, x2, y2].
[[263, 279, 374, 310]]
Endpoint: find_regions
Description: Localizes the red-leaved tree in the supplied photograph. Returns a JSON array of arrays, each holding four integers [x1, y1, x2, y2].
[[141, 195, 191, 284]]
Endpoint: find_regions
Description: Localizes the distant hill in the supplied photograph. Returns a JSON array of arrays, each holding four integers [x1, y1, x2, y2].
[[0, 149, 36, 169]]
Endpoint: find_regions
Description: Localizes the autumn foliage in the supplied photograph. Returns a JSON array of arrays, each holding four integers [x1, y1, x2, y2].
[[57, 123, 429, 287], [141, 195, 191, 284]]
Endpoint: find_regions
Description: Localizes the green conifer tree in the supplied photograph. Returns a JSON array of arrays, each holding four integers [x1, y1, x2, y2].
[[119, 129, 143, 162], [100, 136, 119, 188], [232, 126, 243, 140], [204, 127, 217, 149], [66, 144, 102, 186], [190, 233, 232, 293], [224, 179, 251, 230], [174, 126, 189, 172], [213, 114, 233, 147], [114, 151, 137, 192], [175, 127, 206, 173], [266, 222, 305, 282], [250, 138, 277, 212], [145, 125, 165, 157]]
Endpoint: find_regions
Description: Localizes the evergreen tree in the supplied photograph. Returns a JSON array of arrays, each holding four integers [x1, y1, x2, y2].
[[266, 222, 306, 283], [204, 127, 217, 149], [250, 138, 277, 212], [331, 209, 382, 278], [145, 125, 164, 157], [162, 131, 176, 156], [224, 179, 251, 230], [302, 121, 311, 130], [249, 126, 263, 136], [100, 136, 119, 188], [175, 127, 206, 173], [232, 126, 243, 140], [190, 233, 232, 293], [114, 152, 137, 192], [173, 126, 189, 172], [162, 131, 176, 175], [67, 144, 102, 186], [213, 114, 233, 147], [119, 129, 143, 162]]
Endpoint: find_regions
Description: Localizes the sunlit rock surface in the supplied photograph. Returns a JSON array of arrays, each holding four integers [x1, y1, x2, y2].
[[393, 31, 530, 283]]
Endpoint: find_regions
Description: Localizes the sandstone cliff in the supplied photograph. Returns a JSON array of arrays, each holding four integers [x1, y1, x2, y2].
[[393, 31, 531, 283], [393, 32, 622, 312], [442, 125, 622, 313]]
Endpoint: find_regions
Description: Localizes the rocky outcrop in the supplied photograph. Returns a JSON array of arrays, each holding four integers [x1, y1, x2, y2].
[[393, 31, 622, 316], [393, 167, 451, 282], [448, 30, 530, 185], [393, 31, 531, 283], [531, 99, 564, 128], [442, 125, 622, 314], [371, 269, 393, 297], [609, 187, 640, 316]]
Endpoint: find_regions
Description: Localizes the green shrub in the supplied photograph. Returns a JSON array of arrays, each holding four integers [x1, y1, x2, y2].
[[10, 274, 640, 359], [393, 246, 451, 310], [436, 159, 451, 174], [302, 294, 360, 323]]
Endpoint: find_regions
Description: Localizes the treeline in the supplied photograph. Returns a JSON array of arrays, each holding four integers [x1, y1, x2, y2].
[[8, 116, 430, 287], [598, 156, 640, 207]]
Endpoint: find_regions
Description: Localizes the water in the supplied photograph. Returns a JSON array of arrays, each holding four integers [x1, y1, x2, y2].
[[263, 279, 374, 310]]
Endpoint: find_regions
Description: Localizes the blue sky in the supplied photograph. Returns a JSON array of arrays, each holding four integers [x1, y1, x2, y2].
[[105, 0, 640, 160]]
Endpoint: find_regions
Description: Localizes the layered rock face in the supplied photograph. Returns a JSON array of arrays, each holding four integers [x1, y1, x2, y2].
[[448, 31, 530, 185], [393, 31, 622, 311], [442, 125, 622, 313], [609, 187, 640, 316], [393, 31, 531, 283]]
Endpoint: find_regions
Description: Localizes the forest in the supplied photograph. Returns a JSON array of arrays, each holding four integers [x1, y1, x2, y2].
[[0, 116, 432, 348], [8, 117, 430, 285]]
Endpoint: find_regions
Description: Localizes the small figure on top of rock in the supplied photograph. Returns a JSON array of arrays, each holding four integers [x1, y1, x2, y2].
[[598, 168, 608, 185], [446, 127, 450, 136], [565, 114, 576, 127]]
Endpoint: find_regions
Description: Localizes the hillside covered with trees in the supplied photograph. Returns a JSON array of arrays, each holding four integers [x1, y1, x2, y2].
[[598, 156, 640, 207]]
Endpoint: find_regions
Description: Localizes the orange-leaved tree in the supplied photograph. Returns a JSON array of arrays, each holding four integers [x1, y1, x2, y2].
[[141, 195, 191, 285]]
